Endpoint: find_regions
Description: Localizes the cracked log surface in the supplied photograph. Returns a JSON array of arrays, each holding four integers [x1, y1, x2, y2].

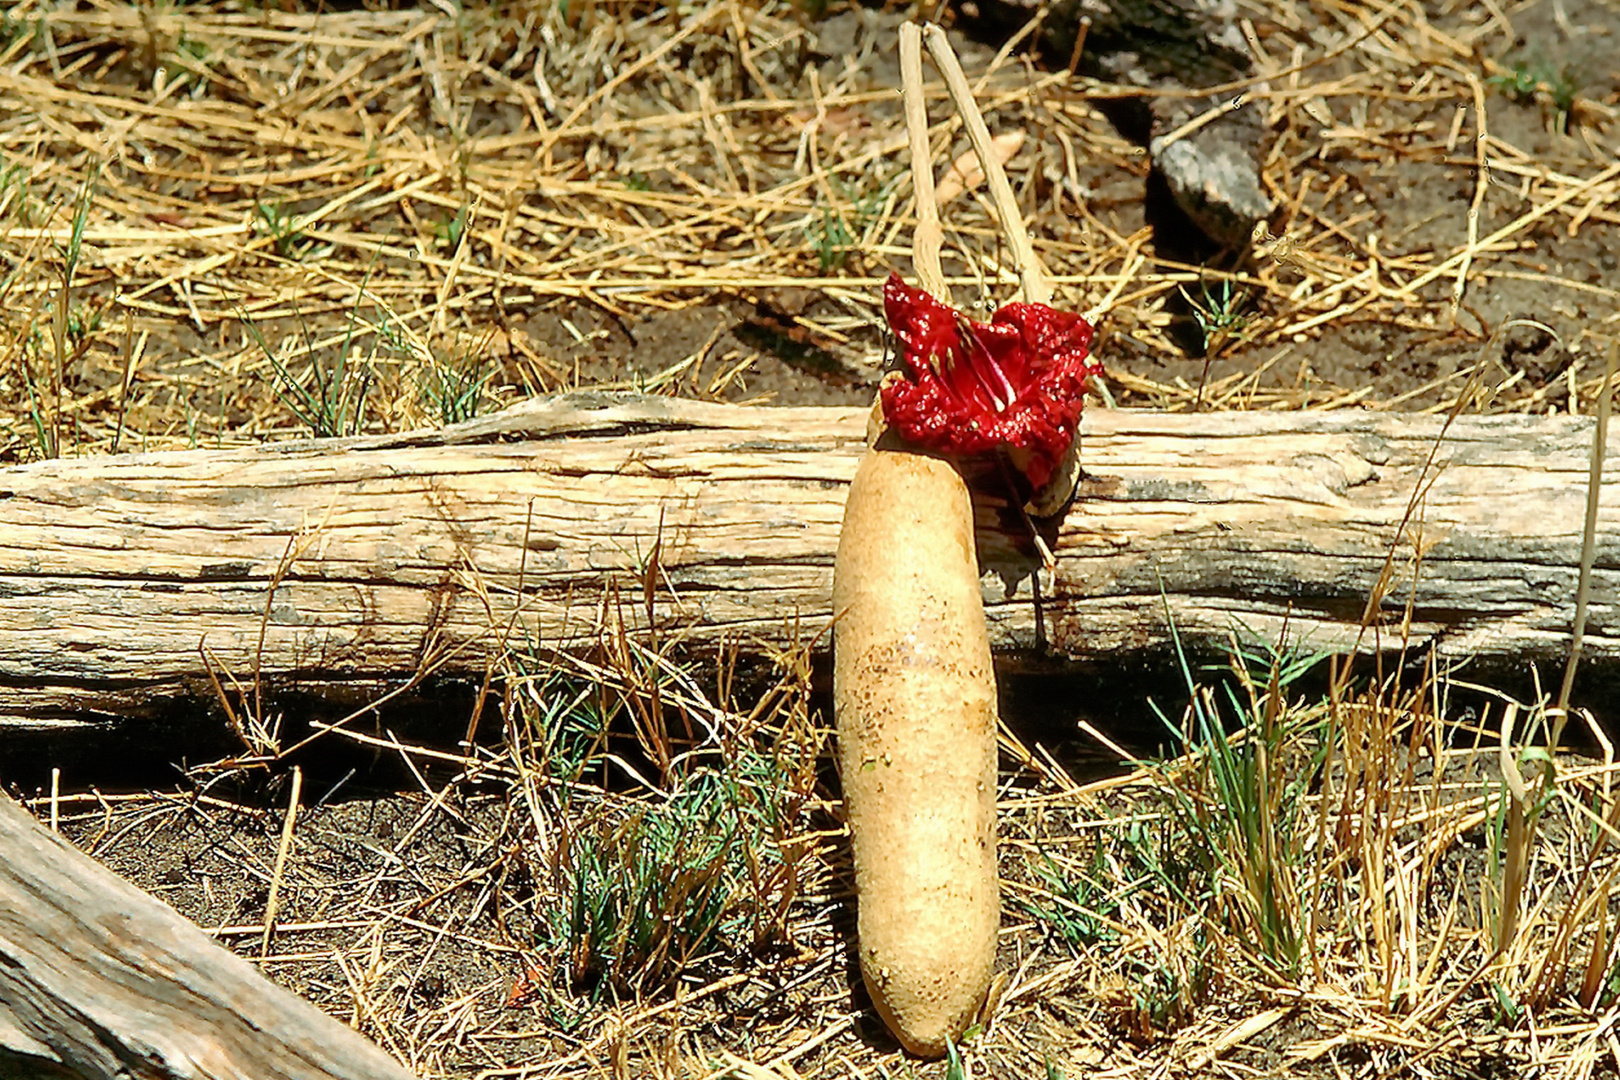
[[0, 391, 1614, 727]]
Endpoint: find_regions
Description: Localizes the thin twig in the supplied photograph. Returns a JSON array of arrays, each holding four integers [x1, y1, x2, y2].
[[922, 22, 1050, 306], [260, 765, 303, 960], [900, 23, 947, 301], [1555, 338, 1618, 723]]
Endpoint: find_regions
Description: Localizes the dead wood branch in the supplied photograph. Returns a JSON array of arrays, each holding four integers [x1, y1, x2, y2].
[[0, 792, 416, 1080]]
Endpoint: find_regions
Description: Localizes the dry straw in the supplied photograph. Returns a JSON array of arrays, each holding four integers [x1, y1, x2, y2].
[[2, 0, 1618, 456]]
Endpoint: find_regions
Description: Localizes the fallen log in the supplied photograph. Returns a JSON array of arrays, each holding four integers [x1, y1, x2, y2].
[[0, 791, 417, 1080], [0, 392, 1614, 728]]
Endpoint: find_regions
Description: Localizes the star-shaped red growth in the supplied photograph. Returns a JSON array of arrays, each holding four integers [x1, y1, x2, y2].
[[879, 273, 1100, 490]]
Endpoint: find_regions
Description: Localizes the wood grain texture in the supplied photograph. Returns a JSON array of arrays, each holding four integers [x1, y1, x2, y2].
[[0, 391, 1614, 727], [0, 793, 416, 1080]]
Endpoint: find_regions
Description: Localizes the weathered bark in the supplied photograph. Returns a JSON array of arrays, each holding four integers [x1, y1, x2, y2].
[[0, 392, 1614, 728], [0, 792, 416, 1080]]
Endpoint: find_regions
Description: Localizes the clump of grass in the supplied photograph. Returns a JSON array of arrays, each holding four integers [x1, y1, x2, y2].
[[239, 261, 428, 438], [807, 175, 896, 272], [14, 165, 100, 460], [242, 305, 378, 438], [1178, 275, 1257, 410], [505, 643, 823, 998], [1019, 610, 1620, 1063], [1182, 278, 1253, 359], [417, 346, 494, 425], [0, 158, 38, 229], [1125, 940, 1212, 1040], [1011, 840, 1124, 950], [544, 761, 775, 993], [1152, 630, 1328, 979], [1489, 58, 1583, 130], [253, 200, 326, 260]]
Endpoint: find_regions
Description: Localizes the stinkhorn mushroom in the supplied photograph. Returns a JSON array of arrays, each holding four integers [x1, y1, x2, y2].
[[879, 274, 1098, 498], [833, 273, 1099, 1056]]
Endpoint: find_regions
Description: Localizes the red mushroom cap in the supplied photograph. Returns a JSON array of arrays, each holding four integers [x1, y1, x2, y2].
[[879, 273, 1100, 490]]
